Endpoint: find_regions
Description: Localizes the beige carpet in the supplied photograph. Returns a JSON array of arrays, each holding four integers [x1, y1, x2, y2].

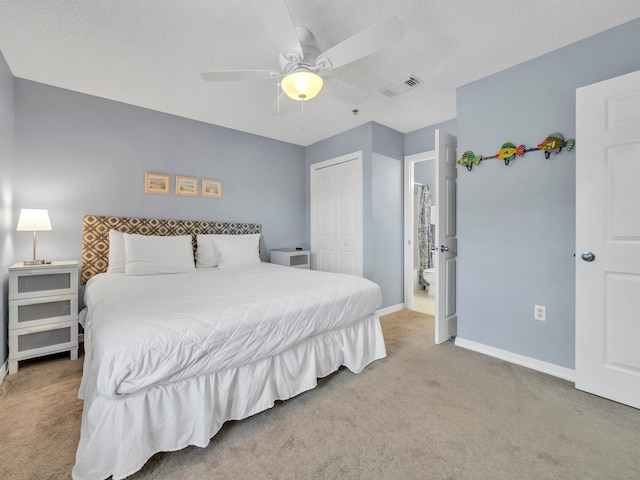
[[1, 310, 639, 480]]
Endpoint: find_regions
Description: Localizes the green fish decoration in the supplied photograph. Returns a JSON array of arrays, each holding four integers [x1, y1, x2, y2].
[[494, 142, 525, 165], [457, 150, 483, 171]]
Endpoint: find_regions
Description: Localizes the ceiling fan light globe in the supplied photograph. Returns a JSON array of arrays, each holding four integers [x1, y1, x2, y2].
[[281, 71, 323, 101]]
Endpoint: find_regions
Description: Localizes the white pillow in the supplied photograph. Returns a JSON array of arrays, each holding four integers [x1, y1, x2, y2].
[[124, 233, 195, 276], [211, 234, 261, 269], [107, 230, 125, 273], [195, 234, 219, 268]]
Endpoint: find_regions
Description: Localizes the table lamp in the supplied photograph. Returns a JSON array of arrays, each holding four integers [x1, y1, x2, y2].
[[16, 208, 52, 265]]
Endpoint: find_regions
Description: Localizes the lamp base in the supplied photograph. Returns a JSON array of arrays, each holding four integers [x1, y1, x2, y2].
[[23, 259, 46, 266]]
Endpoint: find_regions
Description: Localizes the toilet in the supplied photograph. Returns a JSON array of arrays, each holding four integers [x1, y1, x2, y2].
[[423, 268, 437, 297]]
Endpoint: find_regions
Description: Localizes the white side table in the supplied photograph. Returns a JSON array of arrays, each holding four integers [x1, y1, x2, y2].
[[270, 249, 311, 269], [8, 260, 79, 374]]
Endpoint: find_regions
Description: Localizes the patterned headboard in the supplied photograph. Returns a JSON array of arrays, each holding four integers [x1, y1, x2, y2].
[[81, 215, 262, 284]]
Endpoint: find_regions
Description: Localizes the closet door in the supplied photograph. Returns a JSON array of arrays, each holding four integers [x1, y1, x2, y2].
[[310, 152, 363, 276]]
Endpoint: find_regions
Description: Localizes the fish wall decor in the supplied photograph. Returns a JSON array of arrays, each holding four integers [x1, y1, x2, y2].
[[457, 131, 575, 171], [537, 132, 575, 158]]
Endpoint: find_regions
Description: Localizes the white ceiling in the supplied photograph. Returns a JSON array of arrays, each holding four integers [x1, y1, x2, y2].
[[1, 1, 639, 146]]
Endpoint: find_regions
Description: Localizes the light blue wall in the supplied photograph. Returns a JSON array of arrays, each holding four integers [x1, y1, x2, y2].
[[413, 160, 435, 195], [13, 80, 306, 307], [405, 119, 457, 156], [0, 51, 14, 371], [456, 18, 640, 369], [305, 122, 404, 308], [371, 123, 404, 308]]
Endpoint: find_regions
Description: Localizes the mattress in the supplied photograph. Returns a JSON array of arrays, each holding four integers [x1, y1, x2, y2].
[[80, 263, 382, 398], [74, 263, 386, 479]]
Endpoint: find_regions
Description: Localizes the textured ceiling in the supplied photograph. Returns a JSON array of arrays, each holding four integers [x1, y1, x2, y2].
[[1, 1, 639, 146]]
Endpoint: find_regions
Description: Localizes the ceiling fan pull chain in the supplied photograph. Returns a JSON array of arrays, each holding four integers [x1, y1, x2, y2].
[[276, 82, 281, 116], [301, 99, 305, 131]]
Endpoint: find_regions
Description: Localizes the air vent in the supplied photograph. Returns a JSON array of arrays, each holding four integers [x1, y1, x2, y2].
[[382, 75, 424, 97]]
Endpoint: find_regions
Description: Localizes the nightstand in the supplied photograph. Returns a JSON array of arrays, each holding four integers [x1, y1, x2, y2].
[[270, 249, 310, 269], [8, 260, 79, 374]]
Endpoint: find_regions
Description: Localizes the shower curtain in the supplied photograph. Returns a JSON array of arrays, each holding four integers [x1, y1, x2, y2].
[[418, 185, 433, 287]]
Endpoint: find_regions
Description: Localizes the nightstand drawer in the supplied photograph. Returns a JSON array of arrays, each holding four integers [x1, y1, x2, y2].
[[9, 265, 78, 300], [9, 321, 78, 361], [9, 293, 78, 330]]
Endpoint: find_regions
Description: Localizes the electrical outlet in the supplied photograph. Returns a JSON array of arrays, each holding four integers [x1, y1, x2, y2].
[[534, 305, 546, 321]]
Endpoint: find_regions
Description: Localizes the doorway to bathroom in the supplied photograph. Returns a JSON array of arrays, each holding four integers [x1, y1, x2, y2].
[[404, 150, 436, 315], [404, 130, 458, 344]]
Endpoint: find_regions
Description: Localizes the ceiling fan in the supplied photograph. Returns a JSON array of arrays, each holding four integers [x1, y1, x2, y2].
[[201, 0, 403, 109]]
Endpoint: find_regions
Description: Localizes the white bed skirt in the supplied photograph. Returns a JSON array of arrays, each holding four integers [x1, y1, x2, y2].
[[73, 314, 386, 480]]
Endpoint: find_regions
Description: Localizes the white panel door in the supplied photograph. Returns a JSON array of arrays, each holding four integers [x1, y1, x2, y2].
[[435, 130, 458, 344], [576, 69, 640, 409], [311, 152, 363, 275]]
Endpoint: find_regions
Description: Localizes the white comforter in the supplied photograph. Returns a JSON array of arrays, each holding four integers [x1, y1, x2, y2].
[[82, 263, 382, 399]]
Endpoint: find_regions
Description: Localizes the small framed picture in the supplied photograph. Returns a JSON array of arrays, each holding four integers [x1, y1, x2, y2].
[[176, 176, 199, 197], [202, 178, 223, 198], [144, 172, 170, 195]]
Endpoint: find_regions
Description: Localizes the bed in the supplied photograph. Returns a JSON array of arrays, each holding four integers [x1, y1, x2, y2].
[[73, 215, 386, 480]]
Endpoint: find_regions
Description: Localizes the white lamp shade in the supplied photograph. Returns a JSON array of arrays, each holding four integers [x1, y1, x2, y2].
[[281, 71, 324, 101], [16, 209, 52, 231]]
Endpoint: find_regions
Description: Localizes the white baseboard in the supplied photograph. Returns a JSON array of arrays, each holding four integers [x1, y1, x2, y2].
[[0, 360, 7, 385], [454, 337, 575, 383], [376, 303, 404, 317]]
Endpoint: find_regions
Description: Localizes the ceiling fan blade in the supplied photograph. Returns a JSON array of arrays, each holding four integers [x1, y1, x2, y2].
[[201, 70, 278, 82], [249, 0, 303, 60], [324, 77, 370, 105], [317, 16, 403, 70]]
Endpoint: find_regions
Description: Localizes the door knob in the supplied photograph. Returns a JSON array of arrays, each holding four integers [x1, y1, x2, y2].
[[440, 245, 449, 252], [581, 251, 595, 262]]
